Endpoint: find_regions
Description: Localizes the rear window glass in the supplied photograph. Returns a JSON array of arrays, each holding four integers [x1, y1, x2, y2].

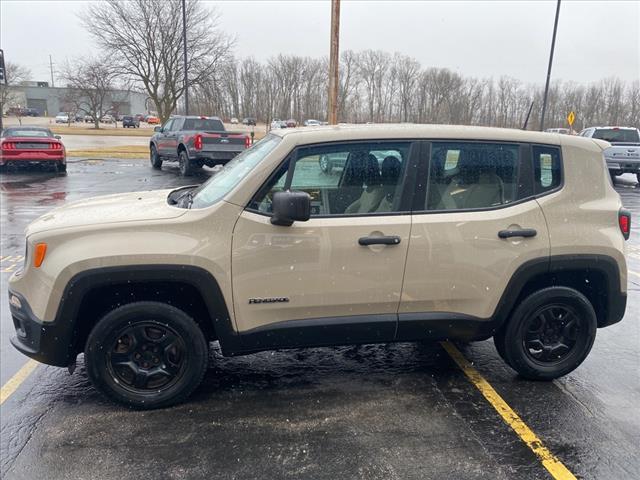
[[183, 118, 224, 131], [2, 128, 52, 137], [592, 129, 639, 143], [532, 145, 562, 193]]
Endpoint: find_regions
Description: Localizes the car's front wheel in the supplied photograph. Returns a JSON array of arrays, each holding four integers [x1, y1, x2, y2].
[[85, 302, 208, 409], [319, 155, 332, 174], [494, 286, 597, 380], [150, 145, 162, 169]]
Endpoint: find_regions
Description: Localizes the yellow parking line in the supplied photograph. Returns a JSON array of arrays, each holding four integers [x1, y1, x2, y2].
[[0, 360, 39, 405], [441, 341, 577, 480]]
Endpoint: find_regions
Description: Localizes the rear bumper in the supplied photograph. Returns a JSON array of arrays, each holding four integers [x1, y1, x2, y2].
[[8, 290, 75, 367], [189, 149, 244, 162]]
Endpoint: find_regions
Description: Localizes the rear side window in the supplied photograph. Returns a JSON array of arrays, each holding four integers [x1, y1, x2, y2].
[[532, 145, 562, 194], [425, 142, 521, 211]]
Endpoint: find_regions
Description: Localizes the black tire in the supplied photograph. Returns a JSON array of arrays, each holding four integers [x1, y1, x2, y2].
[[56, 162, 67, 174], [179, 150, 193, 176], [609, 171, 617, 183], [150, 144, 162, 169], [494, 287, 597, 380], [319, 155, 332, 174], [85, 301, 208, 409]]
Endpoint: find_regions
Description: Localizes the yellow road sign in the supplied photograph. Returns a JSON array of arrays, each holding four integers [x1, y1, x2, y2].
[[567, 111, 575, 126]]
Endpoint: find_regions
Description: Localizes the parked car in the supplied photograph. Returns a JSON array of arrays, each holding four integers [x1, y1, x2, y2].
[[101, 114, 115, 124], [150, 115, 250, 176], [579, 126, 640, 182], [303, 119, 321, 126], [8, 125, 630, 408], [24, 108, 39, 117], [84, 115, 94, 123], [55, 112, 70, 123], [285, 119, 297, 128], [242, 117, 257, 126], [134, 114, 146, 122], [122, 115, 140, 128], [230, 117, 239, 124], [270, 119, 287, 130], [146, 116, 160, 125], [74, 112, 85, 122], [545, 128, 570, 134], [0, 126, 66, 173]]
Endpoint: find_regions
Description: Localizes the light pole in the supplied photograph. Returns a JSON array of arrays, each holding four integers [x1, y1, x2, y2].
[[182, 0, 189, 116], [328, 0, 340, 125], [540, 0, 561, 131]]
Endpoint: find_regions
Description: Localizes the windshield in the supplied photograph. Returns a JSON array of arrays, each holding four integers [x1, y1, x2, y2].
[[190, 134, 281, 209], [2, 128, 52, 137], [592, 128, 639, 143]]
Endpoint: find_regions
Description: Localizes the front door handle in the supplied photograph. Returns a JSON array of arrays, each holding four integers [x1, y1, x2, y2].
[[498, 228, 537, 239], [358, 235, 401, 246]]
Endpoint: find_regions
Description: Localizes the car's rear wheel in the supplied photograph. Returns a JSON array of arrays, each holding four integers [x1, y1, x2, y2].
[[85, 301, 208, 409], [56, 162, 67, 174], [150, 145, 162, 169], [319, 155, 332, 174], [179, 150, 193, 176], [494, 286, 597, 380]]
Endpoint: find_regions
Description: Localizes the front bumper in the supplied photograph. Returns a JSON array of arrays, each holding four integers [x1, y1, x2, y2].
[[8, 290, 75, 367]]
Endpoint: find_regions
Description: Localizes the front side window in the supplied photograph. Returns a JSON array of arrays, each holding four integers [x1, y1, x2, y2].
[[426, 142, 520, 211], [250, 142, 411, 216], [162, 119, 174, 132]]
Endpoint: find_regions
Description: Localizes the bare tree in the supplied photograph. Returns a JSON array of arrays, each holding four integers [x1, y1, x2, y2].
[[81, 0, 233, 123], [0, 62, 31, 129], [60, 57, 120, 129]]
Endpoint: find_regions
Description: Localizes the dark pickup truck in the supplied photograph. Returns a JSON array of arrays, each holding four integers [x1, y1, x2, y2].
[[150, 116, 249, 176]]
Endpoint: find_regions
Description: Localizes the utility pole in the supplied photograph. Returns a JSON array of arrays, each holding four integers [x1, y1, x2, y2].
[[182, 0, 189, 115], [49, 54, 55, 87], [327, 0, 340, 125], [539, 0, 561, 131]]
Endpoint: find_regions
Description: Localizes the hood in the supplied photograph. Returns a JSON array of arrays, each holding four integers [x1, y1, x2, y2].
[[26, 189, 187, 236]]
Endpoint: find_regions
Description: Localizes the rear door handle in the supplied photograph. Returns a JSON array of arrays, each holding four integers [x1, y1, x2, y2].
[[498, 229, 537, 239], [358, 235, 402, 246]]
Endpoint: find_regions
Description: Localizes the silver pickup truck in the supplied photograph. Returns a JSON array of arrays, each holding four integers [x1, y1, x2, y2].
[[150, 116, 249, 176], [579, 126, 640, 183]]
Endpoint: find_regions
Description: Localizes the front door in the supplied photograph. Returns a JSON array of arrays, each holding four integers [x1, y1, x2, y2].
[[398, 141, 553, 339], [231, 140, 417, 349]]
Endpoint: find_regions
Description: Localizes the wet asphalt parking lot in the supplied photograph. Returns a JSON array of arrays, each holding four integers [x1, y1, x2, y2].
[[0, 159, 638, 480]]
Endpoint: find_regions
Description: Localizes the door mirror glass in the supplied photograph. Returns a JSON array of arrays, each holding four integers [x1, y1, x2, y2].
[[154, 126, 162, 133], [271, 191, 311, 226]]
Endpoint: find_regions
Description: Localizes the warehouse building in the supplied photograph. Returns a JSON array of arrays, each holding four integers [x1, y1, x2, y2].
[[4, 82, 148, 116]]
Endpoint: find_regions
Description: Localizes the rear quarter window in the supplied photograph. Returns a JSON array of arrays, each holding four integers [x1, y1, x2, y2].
[[532, 145, 562, 194]]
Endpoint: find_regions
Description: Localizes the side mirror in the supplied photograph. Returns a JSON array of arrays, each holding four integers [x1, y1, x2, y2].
[[154, 126, 162, 133], [271, 191, 311, 226], [54, 135, 61, 139]]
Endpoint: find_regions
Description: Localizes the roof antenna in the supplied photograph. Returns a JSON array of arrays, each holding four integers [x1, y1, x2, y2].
[[522, 101, 535, 130]]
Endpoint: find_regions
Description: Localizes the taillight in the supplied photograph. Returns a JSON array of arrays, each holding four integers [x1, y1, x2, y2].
[[245, 135, 251, 148], [50, 143, 62, 150], [194, 134, 203, 150], [619, 209, 631, 240], [1, 142, 16, 150]]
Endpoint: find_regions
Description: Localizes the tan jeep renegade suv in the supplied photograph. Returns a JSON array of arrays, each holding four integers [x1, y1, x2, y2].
[[8, 125, 630, 408]]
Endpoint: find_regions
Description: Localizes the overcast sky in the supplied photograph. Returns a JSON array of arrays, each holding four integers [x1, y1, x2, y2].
[[1, 0, 638, 85]]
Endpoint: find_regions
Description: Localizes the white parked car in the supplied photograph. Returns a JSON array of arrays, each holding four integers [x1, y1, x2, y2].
[[303, 119, 321, 127], [101, 114, 115, 124], [270, 119, 286, 130], [230, 117, 239, 124], [55, 112, 70, 124]]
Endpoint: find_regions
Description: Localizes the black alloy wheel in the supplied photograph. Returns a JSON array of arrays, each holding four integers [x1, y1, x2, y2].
[[494, 286, 597, 380], [85, 302, 208, 409]]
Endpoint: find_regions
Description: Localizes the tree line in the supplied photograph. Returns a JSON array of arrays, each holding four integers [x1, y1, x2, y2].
[[191, 51, 639, 131]]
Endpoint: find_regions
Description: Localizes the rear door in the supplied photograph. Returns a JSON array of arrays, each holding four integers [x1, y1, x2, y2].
[[231, 141, 417, 349], [397, 141, 552, 339]]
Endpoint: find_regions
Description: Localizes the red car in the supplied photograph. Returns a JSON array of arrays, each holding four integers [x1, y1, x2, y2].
[[0, 126, 67, 173]]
